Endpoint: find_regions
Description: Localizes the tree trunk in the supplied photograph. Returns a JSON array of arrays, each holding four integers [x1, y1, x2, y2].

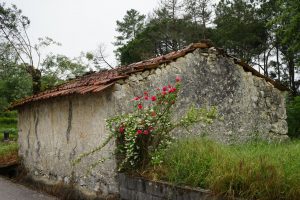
[[287, 56, 296, 96], [276, 43, 280, 81]]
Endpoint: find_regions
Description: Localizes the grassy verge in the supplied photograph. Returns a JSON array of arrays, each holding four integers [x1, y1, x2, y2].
[[150, 138, 300, 200], [0, 142, 18, 166], [0, 111, 19, 166]]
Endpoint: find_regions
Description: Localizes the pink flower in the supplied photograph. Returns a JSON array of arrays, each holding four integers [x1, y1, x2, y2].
[[133, 96, 140, 101], [176, 76, 182, 82], [143, 130, 149, 135], [137, 104, 143, 109], [136, 129, 143, 135], [162, 86, 168, 91], [119, 126, 125, 133], [151, 96, 157, 101]]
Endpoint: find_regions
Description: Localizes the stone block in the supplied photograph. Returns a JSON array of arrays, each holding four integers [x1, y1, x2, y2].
[[142, 70, 150, 78], [136, 178, 146, 193], [126, 176, 138, 190], [145, 181, 165, 197]]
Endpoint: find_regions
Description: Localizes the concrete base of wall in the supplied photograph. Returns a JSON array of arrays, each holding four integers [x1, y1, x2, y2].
[[119, 173, 223, 200]]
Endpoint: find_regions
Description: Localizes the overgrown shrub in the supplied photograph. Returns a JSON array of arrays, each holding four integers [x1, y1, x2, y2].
[[287, 96, 300, 138], [158, 138, 300, 200]]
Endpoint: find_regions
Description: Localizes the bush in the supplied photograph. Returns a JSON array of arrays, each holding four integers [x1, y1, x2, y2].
[[0, 111, 17, 118], [0, 117, 18, 125], [0, 142, 19, 165], [287, 96, 300, 138], [157, 138, 300, 200]]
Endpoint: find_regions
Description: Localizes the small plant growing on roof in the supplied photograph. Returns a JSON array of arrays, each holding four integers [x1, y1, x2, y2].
[[72, 76, 217, 172]]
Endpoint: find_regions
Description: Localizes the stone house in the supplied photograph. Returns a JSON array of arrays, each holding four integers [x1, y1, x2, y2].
[[11, 42, 289, 197]]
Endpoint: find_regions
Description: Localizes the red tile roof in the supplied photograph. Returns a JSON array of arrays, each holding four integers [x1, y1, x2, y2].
[[10, 42, 288, 109]]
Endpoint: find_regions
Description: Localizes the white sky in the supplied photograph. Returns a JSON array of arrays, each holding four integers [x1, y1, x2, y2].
[[4, 0, 160, 66]]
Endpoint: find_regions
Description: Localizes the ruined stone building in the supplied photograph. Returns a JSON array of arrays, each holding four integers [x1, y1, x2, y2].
[[11, 42, 288, 197]]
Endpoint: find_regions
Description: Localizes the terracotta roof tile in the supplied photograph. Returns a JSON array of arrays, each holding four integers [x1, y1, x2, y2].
[[10, 42, 288, 109]]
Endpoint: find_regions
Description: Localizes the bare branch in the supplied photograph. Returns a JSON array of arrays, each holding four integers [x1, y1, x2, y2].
[[0, 27, 28, 68], [96, 44, 114, 69]]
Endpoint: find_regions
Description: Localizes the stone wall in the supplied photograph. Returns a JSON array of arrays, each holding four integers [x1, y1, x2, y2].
[[17, 48, 288, 197], [113, 48, 288, 142]]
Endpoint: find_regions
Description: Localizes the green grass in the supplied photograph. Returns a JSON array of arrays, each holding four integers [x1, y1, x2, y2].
[[0, 111, 19, 165], [0, 142, 18, 156], [0, 141, 18, 165], [155, 138, 300, 200]]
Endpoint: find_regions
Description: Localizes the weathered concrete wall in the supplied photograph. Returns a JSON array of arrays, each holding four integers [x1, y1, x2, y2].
[[18, 91, 119, 197], [18, 48, 288, 197]]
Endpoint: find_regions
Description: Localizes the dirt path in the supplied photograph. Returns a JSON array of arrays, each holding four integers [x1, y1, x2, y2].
[[0, 176, 57, 200]]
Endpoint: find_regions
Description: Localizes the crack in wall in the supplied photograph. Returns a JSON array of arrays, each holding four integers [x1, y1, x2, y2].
[[57, 149, 61, 160], [27, 129, 31, 149], [34, 109, 41, 158], [26, 129, 31, 157], [66, 100, 73, 143]]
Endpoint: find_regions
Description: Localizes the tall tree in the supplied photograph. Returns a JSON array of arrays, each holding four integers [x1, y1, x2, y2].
[[114, 9, 145, 46], [272, 0, 300, 94], [0, 44, 31, 110], [0, 3, 61, 94], [0, 3, 39, 94], [159, 0, 183, 20], [273, 0, 300, 61], [213, 0, 268, 63], [184, 0, 212, 38], [114, 9, 146, 62], [118, 15, 204, 65]]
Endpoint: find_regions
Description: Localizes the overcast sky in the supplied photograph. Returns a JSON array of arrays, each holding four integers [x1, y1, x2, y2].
[[4, 0, 160, 66]]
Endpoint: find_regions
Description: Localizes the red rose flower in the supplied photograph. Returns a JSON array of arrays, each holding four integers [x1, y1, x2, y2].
[[143, 130, 149, 135], [137, 129, 143, 135], [162, 91, 167, 96], [168, 87, 176, 93], [138, 104, 143, 109], [151, 96, 157, 101], [144, 96, 149, 100], [119, 126, 125, 133], [162, 86, 168, 91]]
